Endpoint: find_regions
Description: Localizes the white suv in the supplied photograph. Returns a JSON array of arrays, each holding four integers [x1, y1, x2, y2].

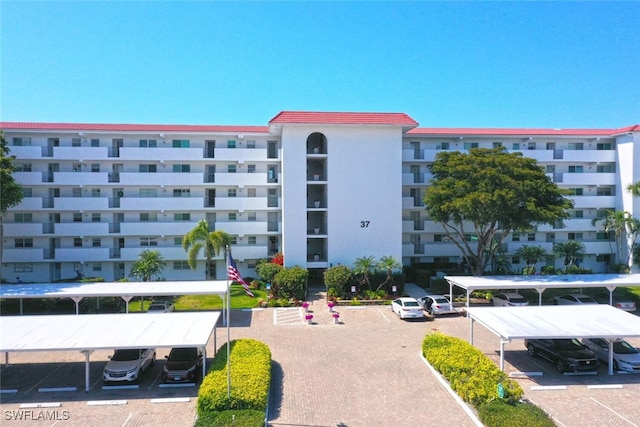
[[103, 348, 156, 383]]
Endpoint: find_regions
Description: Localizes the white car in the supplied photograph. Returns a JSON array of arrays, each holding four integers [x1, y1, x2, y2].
[[418, 294, 457, 316], [490, 292, 529, 307], [147, 301, 175, 313], [552, 293, 598, 305], [103, 348, 156, 383], [391, 297, 425, 320], [582, 338, 640, 373]]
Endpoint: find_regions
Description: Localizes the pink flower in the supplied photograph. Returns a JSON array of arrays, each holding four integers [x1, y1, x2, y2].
[[328, 302, 336, 308], [305, 314, 313, 320], [332, 313, 340, 318]]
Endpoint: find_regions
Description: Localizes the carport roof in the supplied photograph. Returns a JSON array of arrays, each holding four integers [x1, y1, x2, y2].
[[0, 280, 228, 299], [465, 305, 640, 341], [444, 273, 640, 291], [0, 312, 220, 352]]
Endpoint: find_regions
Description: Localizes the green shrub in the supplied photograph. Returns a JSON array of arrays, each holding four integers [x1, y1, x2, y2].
[[197, 339, 271, 415], [422, 333, 523, 407], [324, 265, 353, 297], [478, 399, 555, 427], [194, 410, 266, 427], [430, 278, 449, 294], [273, 266, 308, 300]]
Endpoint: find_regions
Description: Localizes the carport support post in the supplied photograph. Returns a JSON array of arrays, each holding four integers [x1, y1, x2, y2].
[[609, 340, 614, 376], [122, 296, 134, 313], [535, 287, 546, 306], [81, 350, 93, 392], [469, 316, 475, 345], [202, 346, 207, 379], [499, 339, 508, 371], [71, 296, 83, 315]]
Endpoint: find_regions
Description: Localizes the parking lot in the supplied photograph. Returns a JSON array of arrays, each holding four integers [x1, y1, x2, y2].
[[1, 293, 640, 427]]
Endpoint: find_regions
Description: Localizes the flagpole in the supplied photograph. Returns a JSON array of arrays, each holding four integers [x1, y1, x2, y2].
[[226, 246, 231, 403]]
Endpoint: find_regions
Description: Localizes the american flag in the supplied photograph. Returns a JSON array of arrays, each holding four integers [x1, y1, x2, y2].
[[228, 254, 255, 297]]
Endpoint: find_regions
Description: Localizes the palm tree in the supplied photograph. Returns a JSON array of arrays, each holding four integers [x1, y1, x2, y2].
[[376, 256, 402, 291], [592, 210, 631, 264], [353, 256, 376, 291], [553, 241, 586, 266], [182, 219, 231, 280], [515, 245, 547, 274], [627, 182, 640, 197], [130, 249, 166, 281]]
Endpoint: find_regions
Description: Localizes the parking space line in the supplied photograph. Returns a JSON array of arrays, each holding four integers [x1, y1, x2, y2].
[[150, 397, 191, 403], [376, 307, 391, 322], [531, 385, 567, 390], [587, 384, 624, 389], [38, 386, 76, 392], [23, 364, 63, 394], [159, 383, 195, 388], [590, 397, 639, 426], [20, 402, 61, 408], [87, 400, 128, 406], [509, 371, 543, 378], [102, 384, 139, 390], [0, 389, 18, 394]]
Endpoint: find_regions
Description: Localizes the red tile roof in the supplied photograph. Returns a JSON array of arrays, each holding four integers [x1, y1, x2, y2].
[[269, 111, 418, 127], [407, 127, 625, 137], [0, 122, 269, 133]]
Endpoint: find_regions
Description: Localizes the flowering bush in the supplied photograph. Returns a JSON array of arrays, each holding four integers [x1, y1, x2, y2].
[[302, 302, 310, 308], [327, 301, 336, 308], [305, 314, 313, 321], [332, 312, 340, 319]]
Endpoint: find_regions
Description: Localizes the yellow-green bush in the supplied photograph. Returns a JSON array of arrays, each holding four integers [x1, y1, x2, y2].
[[197, 338, 271, 416], [422, 332, 523, 407]]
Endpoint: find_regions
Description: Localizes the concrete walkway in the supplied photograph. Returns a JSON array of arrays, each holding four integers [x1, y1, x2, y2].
[[224, 284, 478, 427]]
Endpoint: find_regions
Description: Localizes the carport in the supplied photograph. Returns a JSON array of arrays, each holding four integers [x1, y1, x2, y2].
[[0, 280, 229, 317], [443, 273, 640, 307], [465, 305, 640, 376], [0, 311, 220, 391]]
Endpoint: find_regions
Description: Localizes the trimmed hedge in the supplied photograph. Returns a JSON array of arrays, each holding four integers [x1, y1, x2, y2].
[[197, 338, 271, 418], [194, 410, 266, 427], [422, 333, 556, 427]]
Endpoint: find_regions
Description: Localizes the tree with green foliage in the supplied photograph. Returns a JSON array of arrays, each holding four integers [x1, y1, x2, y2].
[[515, 245, 547, 274], [424, 147, 573, 276], [273, 266, 308, 300], [353, 255, 376, 291], [324, 265, 353, 297], [1, 132, 24, 279], [182, 219, 231, 280], [553, 240, 586, 267], [628, 181, 640, 197], [130, 249, 166, 281], [255, 261, 283, 286], [591, 210, 640, 270], [376, 256, 402, 291]]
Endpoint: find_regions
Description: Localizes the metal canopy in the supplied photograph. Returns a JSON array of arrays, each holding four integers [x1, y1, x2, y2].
[[0, 280, 229, 299], [465, 305, 640, 375], [0, 312, 220, 391], [444, 273, 640, 306]]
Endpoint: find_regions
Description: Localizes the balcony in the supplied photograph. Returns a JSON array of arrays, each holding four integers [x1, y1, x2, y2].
[[562, 150, 616, 162], [2, 248, 43, 262], [212, 148, 269, 162], [54, 247, 110, 262], [231, 245, 269, 260], [3, 223, 43, 237], [119, 172, 204, 186], [119, 147, 203, 161], [571, 196, 616, 209], [402, 173, 433, 186], [54, 197, 109, 211], [53, 172, 108, 185], [120, 197, 204, 211], [52, 146, 108, 160], [54, 222, 110, 236], [536, 219, 596, 232], [402, 149, 438, 162], [214, 221, 268, 236], [214, 197, 272, 211], [14, 171, 42, 185], [7, 145, 42, 159], [561, 173, 616, 186], [402, 197, 424, 209], [119, 221, 196, 236], [12, 197, 42, 210], [213, 172, 270, 186]]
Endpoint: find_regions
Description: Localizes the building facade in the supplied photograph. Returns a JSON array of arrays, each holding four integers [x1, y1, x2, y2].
[[1, 112, 639, 283]]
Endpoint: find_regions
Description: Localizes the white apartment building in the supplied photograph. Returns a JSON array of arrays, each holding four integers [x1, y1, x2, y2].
[[1, 112, 639, 283]]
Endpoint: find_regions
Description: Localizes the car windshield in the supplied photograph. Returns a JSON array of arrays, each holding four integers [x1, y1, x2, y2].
[[509, 297, 527, 303], [577, 297, 596, 303], [112, 349, 142, 361], [404, 301, 420, 307], [434, 298, 449, 304], [554, 339, 582, 350], [169, 348, 198, 361], [614, 341, 639, 354], [148, 304, 165, 310]]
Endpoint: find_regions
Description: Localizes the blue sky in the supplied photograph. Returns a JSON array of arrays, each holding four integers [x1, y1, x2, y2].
[[1, 1, 638, 128]]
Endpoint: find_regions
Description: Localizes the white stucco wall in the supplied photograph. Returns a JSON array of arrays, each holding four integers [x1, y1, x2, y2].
[[279, 124, 403, 269]]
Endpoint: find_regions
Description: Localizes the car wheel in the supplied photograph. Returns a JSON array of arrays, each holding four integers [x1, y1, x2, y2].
[[526, 344, 536, 357], [613, 360, 619, 372], [489, 299, 495, 306], [553, 300, 558, 305], [150, 353, 156, 368], [555, 359, 566, 373]]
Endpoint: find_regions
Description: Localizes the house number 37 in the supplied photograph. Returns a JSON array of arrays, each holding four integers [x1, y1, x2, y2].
[[360, 221, 370, 228]]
